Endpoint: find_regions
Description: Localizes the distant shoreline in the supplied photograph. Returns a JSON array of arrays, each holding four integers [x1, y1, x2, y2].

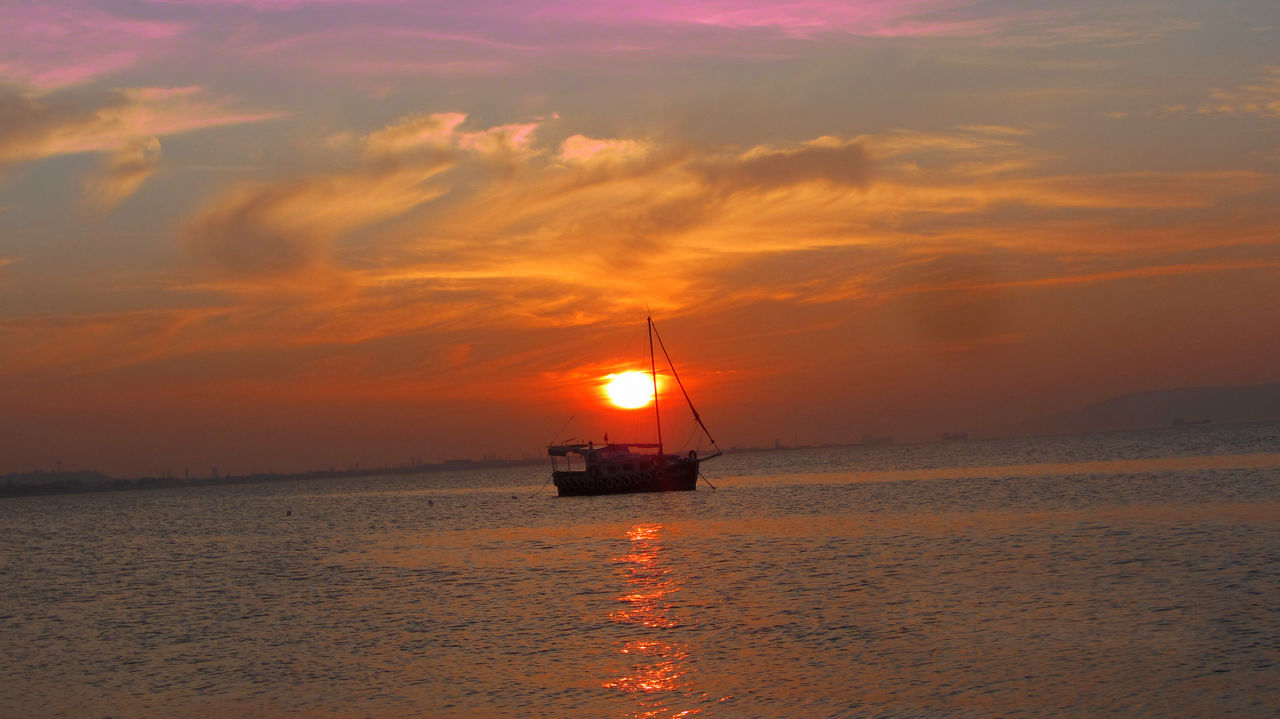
[[7, 419, 1275, 499], [0, 458, 546, 499]]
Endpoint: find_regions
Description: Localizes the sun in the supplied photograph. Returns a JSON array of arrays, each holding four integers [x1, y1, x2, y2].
[[605, 371, 654, 409]]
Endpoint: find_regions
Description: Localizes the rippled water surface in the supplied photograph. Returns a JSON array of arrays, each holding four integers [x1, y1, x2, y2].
[[3, 423, 1279, 718]]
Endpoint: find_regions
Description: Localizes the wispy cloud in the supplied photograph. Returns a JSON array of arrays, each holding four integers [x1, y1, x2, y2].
[[182, 112, 553, 284], [15, 113, 1280, 378], [0, 4, 184, 90], [995, 8, 1199, 48], [0, 86, 279, 165], [900, 260, 1280, 294], [338, 112, 543, 161], [0, 84, 279, 205], [536, 0, 991, 37], [126, 0, 1015, 87], [182, 163, 452, 281], [310, 122, 1275, 339], [694, 139, 873, 195], [142, 0, 993, 37], [83, 137, 164, 211], [1197, 67, 1280, 118]]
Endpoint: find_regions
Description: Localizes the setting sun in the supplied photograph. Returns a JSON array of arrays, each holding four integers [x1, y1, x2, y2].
[[605, 371, 654, 409]]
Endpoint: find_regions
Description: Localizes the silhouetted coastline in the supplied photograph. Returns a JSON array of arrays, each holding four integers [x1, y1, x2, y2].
[[0, 458, 543, 498]]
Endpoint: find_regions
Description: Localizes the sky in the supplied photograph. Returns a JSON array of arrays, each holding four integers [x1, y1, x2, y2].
[[1, 0, 1278, 477]]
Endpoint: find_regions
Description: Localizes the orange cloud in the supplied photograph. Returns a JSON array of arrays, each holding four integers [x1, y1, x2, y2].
[[359, 112, 468, 155], [83, 137, 163, 211], [557, 135, 652, 166], [182, 112, 563, 287], [14, 118, 1269, 431], [334, 124, 1275, 332], [342, 112, 542, 161], [1197, 67, 1280, 118], [37, 113, 1260, 394], [182, 162, 452, 280], [457, 121, 541, 162], [694, 140, 873, 195]]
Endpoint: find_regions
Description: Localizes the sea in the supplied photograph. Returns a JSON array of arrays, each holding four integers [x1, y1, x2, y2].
[[2, 422, 1278, 718]]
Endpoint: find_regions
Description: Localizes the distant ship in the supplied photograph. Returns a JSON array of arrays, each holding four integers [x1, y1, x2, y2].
[[1172, 417, 1211, 426], [548, 317, 721, 496]]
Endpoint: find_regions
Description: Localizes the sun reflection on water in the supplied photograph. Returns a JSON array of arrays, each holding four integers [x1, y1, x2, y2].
[[603, 523, 709, 718]]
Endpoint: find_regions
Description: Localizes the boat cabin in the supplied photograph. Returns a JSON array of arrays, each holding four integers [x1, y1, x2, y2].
[[547, 442, 663, 474]]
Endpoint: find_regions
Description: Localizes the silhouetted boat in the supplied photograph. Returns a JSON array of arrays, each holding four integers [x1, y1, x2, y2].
[[548, 317, 721, 497]]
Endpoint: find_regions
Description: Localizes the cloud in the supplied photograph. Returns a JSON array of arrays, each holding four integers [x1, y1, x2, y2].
[[0, 307, 213, 381], [904, 260, 1280, 294], [0, 85, 243, 160], [694, 139, 873, 195], [457, 122, 541, 162], [146, 0, 356, 8], [1005, 171, 1273, 209], [349, 122, 1280, 343], [995, 9, 1199, 48], [131, 0, 1009, 90], [0, 85, 278, 163], [0, 84, 279, 204], [84, 137, 163, 211], [1197, 67, 1280, 118], [330, 134, 881, 322], [0, 4, 184, 90], [527, 0, 991, 38], [557, 135, 652, 166], [360, 112, 468, 155], [152, 117, 1277, 380], [182, 162, 452, 280], [349, 112, 541, 162], [185, 112, 559, 285], [135, 0, 986, 40]]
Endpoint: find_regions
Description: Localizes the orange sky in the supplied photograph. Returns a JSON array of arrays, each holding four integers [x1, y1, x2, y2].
[[2, 1, 1278, 476]]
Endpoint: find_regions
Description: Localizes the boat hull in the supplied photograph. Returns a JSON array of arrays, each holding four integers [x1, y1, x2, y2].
[[553, 459, 699, 496]]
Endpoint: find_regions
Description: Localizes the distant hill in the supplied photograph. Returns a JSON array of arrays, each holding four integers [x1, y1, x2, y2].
[[1034, 382, 1280, 434]]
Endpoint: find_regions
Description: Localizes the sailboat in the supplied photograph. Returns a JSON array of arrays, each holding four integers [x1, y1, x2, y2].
[[547, 317, 721, 496]]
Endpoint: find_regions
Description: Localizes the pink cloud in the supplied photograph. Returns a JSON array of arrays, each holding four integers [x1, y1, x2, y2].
[[526, 0, 986, 37], [0, 5, 184, 89], [142, 0, 385, 8], [144, 0, 1000, 85], [144, 0, 975, 35]]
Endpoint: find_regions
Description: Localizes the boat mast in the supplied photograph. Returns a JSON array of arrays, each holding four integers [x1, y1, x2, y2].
[[648, 316, 663, 455], [650, 319, 720, 450]]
